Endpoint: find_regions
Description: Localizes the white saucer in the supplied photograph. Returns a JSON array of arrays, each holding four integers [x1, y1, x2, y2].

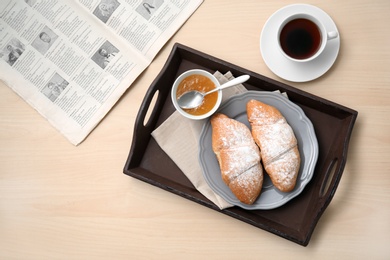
[[260, 4, 340, 82]]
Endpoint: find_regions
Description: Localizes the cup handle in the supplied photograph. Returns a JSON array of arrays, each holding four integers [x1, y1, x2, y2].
[[327, 31, 338, 40]]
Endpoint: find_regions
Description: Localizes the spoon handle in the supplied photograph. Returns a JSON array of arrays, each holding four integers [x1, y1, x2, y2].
[[205, 75, 250, 95]]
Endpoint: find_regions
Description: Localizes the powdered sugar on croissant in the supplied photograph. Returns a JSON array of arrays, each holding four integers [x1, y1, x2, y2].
[[247, 99, 300, 192], [211, 113, 263, 204]]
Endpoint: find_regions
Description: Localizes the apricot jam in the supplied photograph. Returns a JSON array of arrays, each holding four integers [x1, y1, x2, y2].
[[176, 74, 218, 116]]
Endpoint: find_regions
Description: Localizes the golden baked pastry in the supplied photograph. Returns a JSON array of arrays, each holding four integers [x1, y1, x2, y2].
[[211, 113, 263, 204], [247, 99, 300, 192]]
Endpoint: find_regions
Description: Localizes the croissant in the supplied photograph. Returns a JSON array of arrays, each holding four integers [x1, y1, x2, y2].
[[247, 99, 300, 192], [211, 113, 263, 204]]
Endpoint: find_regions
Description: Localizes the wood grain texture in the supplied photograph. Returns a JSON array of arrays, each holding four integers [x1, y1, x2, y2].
[[1, 0, 389, 258]]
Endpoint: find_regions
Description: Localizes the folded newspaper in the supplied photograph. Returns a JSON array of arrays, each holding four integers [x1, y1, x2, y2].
[[0, 0, 203, 145]]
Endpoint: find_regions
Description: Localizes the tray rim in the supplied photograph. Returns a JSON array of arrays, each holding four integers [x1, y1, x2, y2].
[[123, 42, 358, 246]]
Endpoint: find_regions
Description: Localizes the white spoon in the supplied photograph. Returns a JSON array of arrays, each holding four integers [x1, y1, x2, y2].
[[177, 75, 250, 109]]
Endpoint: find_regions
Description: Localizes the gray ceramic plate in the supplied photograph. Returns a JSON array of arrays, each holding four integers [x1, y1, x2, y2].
[[198, 91, 319, 210]]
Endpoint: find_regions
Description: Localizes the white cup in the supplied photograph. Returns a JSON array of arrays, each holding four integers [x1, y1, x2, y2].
[[278, 13, 338, 62]]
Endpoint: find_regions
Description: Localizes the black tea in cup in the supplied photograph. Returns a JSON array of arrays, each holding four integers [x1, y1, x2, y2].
[[279, 18, 322, 60]]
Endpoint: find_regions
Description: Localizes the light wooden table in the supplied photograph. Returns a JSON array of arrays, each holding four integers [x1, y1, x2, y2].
[[1, 1, 389, 258]]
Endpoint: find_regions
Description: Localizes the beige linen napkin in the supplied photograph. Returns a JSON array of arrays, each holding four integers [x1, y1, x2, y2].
[[151, 71, 246, 209]]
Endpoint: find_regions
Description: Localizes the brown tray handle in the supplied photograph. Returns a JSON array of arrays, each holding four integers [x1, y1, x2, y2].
[[319, 157, 340, 199], [125, 46, 180, 169], [125, 87, 160, 169], [313, 119, 356, 220]]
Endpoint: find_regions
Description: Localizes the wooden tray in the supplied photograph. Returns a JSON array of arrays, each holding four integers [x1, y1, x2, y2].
[[123, 43, 358, 246]]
